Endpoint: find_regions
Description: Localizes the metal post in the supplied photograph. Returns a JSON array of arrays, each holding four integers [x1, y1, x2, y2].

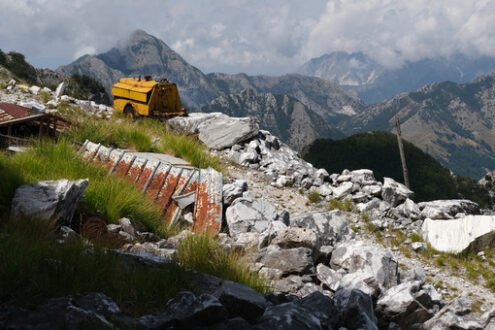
[[395, 115, 410, 188]]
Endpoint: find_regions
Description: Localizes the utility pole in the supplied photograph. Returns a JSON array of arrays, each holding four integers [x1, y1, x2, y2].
[[394, 115, 410, 188]]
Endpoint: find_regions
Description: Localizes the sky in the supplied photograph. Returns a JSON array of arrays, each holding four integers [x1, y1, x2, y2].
[[1, 0, 495, 75]]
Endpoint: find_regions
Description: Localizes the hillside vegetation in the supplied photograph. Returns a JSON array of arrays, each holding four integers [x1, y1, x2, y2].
[[303, 131, 492, 205]]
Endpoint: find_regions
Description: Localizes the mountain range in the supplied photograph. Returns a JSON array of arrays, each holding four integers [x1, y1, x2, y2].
[[339, 74, 495, 178], [298, 51, 495, 104], [57, 30, 495, 179], [57, 30, 361, 150]]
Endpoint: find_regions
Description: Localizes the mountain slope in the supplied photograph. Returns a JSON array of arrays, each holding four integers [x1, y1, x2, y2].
[[339, 74, 495, 178], [200, 89, 342, 151], [207, 72, 363, 125], [57, 30, 221, 108], [299, 51, 495, 104]]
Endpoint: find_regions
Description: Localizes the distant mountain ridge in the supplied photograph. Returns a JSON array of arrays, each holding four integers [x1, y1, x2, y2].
[[298, 51, 495, 104], [339, 73, 495, 178], [200, 89, 342, 151]]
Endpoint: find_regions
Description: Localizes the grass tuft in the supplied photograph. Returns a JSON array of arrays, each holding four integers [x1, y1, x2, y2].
[[307, 191, 320, 203], [176, 234, 270, 294]]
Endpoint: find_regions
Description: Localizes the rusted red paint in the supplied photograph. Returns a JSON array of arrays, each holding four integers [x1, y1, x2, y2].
[[127, 163, 143, 182], [104, 159, 117, 171], [146, 170, 168, 201], [156, 172, 180, 213], [192, 181, 210, 233], [137, 167, 153, 189], [0, 103, 31, 122], [113, 161, 132, 177]]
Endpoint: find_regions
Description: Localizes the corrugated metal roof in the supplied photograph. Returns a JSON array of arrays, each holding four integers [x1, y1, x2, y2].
[[80, 140, 223, 235], [0, 103, 31, 123]]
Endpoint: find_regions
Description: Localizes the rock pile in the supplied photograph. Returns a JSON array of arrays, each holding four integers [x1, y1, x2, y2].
[[1, 81, 112, 117]]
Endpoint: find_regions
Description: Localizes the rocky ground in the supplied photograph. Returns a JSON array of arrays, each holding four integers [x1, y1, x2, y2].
[[2, 82, 495, 328]]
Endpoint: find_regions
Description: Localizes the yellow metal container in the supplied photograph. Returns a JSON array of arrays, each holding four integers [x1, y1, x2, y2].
[[111, 77, 186, 118]]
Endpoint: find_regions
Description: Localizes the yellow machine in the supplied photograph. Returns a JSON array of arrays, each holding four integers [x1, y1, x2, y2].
[[111, 77, 187, 119]]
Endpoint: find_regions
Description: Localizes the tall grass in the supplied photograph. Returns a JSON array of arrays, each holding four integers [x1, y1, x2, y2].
[[0, 140, 164, 233], [0, 217, 192, 316], [63, 113, 222, 170], [176, 234, 271, 294], [161, 133, 222, 170]]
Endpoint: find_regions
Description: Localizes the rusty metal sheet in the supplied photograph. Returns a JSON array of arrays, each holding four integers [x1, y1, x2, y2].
[[145, 163, 171, 200], [113, 153, 136, 177], [156, 167, 183, 212], [81, 141, 101, 161], [126, 156, 147, 182], [136, 159, 160, 190], [0, 103, 31, 123], [94, 146, 112, 166], [163, 168, 198, 226], [80, 141, 223, 236], [106, 149, 125, 171], [193, 167, 223, 235]]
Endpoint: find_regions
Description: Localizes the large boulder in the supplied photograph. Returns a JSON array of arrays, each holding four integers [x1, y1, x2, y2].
[[198, 116, 259, 150], [271, 227, 320, 253], [223, 179, 248, 206], [289, 210, 355, 246], [418, 200, 481, 219], [258, 245, 314, 276], [213, 280, 266, 323], [316, 263, 343, 291], [225, 192, 279, 239], [422, 294, 483, 330], [381, 177, 414, 207], [330, 240, 399, 292], [333, 289, 378, 330], [138, 291, 228, 328], [11, 179, 89, 225], [166, 112, 227, 135], [0, 294, 123, 329], [421, 215, 495, 253], [375, 281, 437, 329], [255, 302, 323, 330]]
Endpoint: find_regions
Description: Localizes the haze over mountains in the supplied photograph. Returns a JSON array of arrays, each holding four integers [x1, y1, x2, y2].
[[57, 29, 495, 178], [298, 51, 495, 104]]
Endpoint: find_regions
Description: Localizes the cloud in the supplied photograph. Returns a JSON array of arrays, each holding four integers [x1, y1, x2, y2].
[[305, 0, 495, 68], [1, 0, 495, 74]]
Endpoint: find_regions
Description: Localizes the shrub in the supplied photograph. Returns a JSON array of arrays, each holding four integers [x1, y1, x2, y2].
[[176, 234, 270, 293], [410, 232, 423, 242], [328, 198, 353, 211], [39, 91, 51, 103], [307, 191, 320, 203], [1, 51, 37, 83]]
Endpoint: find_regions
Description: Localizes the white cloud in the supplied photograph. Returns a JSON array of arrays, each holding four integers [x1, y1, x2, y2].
[[1, 0, 495, 74], [305, 0, 495, 68]]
